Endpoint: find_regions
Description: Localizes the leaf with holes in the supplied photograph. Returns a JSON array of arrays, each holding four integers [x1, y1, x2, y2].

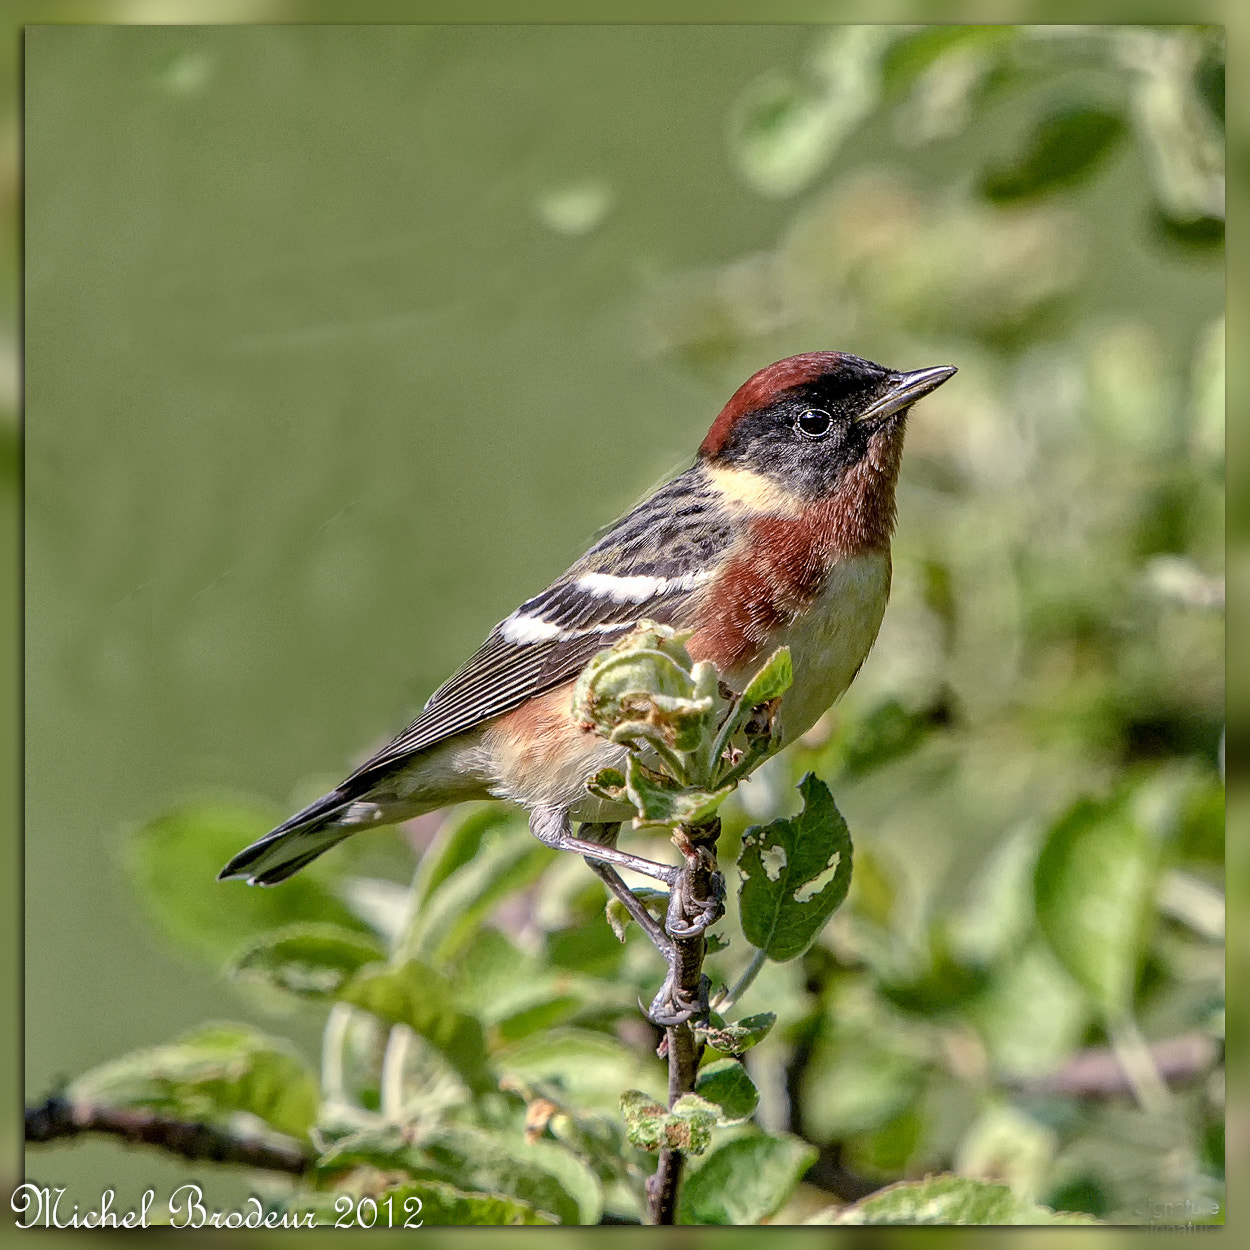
[[738, 774, 853, 962]]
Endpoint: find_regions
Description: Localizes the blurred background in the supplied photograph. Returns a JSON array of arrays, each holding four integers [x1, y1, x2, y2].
[[20, 20, 1223, 1226]]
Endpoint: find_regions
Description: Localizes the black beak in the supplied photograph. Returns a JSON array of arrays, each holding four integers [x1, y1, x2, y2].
[[857, 364, 957, 423]]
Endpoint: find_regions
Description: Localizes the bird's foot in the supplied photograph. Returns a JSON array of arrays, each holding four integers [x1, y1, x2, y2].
[[665, 836, 725, 938], [665, 869, 725, 938], [649, 971, 711, 1027]]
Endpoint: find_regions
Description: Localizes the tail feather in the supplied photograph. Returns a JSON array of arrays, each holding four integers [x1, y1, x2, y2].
[[218, 788, 357, 886]]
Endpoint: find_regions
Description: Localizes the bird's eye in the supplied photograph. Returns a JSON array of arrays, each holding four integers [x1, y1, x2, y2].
[[795, 408, 832, 439]]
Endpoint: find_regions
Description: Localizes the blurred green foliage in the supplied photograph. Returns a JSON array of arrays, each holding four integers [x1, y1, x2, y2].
[[24, 22, 1222, 1227]]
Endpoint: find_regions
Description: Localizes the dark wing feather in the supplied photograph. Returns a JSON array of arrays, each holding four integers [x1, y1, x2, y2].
[[345, 599, 683, 784], [343, 465, 733, 785]]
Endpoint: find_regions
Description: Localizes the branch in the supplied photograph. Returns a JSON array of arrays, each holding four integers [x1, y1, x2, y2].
[[1010, 1031, 1219, 1099], [24, 1094, 312, 1176], [572, 625, 788, 1224], [645, 817, 721, 1226]]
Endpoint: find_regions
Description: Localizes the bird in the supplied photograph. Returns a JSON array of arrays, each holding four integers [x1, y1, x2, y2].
[[220, 351, 955, 894]]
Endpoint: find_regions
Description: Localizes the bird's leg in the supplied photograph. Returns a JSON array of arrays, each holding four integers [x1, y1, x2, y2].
[[577, 823, 673, 956], [528, 806, 678, 885], [528, 808, 716, 1028]]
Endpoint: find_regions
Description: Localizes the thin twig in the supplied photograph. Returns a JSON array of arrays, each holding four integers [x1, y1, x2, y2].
[[1013, 1029, 1217, 1099], [1108, 1014, 1172, 1114], [24, 1094, 311, 1175], [380, 1024, 413, 1121], [320, 1000, 353, 1111], [712, 947, 767, 1015]]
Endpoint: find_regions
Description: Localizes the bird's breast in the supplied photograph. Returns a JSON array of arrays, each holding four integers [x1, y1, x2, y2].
[[771, 549, 892, 744]]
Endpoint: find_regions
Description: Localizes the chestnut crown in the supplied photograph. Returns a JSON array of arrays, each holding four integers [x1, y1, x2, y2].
[[699, 352, 955, 500]]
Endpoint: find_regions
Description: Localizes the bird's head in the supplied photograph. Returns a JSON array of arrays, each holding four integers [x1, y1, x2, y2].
[[698, 352, 955, 504]]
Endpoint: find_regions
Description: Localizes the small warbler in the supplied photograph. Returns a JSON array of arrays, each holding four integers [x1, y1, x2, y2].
[[221, 352, 954, 888]]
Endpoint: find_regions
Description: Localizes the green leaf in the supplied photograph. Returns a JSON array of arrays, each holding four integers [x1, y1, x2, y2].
[[495, 995, 583, 1043], [407, 804, 522, 912], [955, 1103, 1057, 1207], [496, 1029, 659, 1116], [879, 24, 1012, 93], [875, 923, 992, 1016], [730, 73, 819, 197], [665, 1094, 719, 1155], [620, 1090, 718, 1155], [969, 939, 1092, 1078], [619, 1089, 668, 1152], [678, 1133, 817, 1225], [450, 926, 579, 1030], [738, 774, 853, 962], [728, 28, 897, 198], [448, 924, 529, 1009], [699, 1011, 776, 1056], [695, 1058, 759, 1124], [279, 1181, 557, 1226], [1176, 774, 1226, 864], [545, 920, 627, 977], [338, 875, 412, 948], [822, 1174, 1101, 1224], [827, 697, 946, 779], [1034, 794, 1159, 1018], [381, 1181, 558, 1226], [1194, 34, 1224, 125], [338, 960, 493, 1095], [604, 886, 668, 941], [402, 826, 555, 965], [738, 645, 794, 709], [710, 646, 793, 770], [70, 1023, 318, 1140], [982, 105, 1127, 202], [419, 1125, 601, 1226], [127, 802, 370, 965], [799, 1029, 926, 1140], [625, 755, 732, 827], [230, 923, 386, 998], [585, 766, 627, 804], [315, 1123, 598, 1225], [1152, 208, 1224, 249], [573, 624, 717, 753], [314, 1123, 421, 1174]]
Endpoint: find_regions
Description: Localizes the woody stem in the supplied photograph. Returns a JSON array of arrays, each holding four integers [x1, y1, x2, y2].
[[645, 817, 721, 1226]]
